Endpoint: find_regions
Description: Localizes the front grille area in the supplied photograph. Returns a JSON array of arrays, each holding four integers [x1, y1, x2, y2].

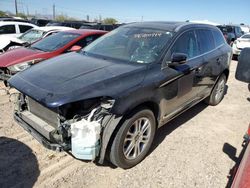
[[27, 97, 58, 128]]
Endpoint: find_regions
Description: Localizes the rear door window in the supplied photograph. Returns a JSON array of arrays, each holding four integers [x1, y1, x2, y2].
[[170, 30, 199, 59], [196, 29, 215, 54], [0, 25, 16, 34], [212, 30, 225, 47], [19, 25, 33, 33]]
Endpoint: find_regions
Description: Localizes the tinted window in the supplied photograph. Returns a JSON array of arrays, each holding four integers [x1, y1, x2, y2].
[[19, 25, 33, 33], [212, 30, 225, 47], [0, 25, 16, 34], [235, 27, 242, 34], [171, 30, 199, 59], [196, 29, 215, 53], [31, 32, 80, 52], [226, 26, 233, 33]]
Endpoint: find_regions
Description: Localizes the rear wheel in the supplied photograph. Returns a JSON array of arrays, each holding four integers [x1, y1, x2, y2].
[[109, 108, 156, 169], [205, 74, 226, 106]]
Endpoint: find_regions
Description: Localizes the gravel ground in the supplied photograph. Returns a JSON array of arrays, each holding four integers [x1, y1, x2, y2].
[[0, 60, 249, 188]]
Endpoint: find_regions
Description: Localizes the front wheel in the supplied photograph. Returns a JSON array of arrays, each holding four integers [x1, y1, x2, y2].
[[205, 74, 227, 106], [109, 108, 156, 169]]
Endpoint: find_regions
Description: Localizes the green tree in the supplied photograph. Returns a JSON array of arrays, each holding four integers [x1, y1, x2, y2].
[[102, 18, 118, 24], [56, 14, 77, 21], [0, 10, 7, 17]]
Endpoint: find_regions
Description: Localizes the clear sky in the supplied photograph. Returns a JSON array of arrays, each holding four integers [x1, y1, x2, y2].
[[0, 0, 249, 24]]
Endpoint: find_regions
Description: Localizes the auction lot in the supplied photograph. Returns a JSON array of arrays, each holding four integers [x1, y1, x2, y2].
[[0, 60, 249, 187]]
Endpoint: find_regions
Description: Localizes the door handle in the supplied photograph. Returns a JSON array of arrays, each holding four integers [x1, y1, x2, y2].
[[216, 58, 221, 64], [195, 67, 202, 73]]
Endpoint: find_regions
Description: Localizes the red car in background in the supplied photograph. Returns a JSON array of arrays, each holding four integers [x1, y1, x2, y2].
[[231, 125, 250, 188], [0, 29, 107, 86], [231, 47, 250, 188]]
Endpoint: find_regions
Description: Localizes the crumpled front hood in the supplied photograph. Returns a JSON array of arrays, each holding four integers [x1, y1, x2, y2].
[[9, 52, 147, 108], [0, 47, 44, 67], [0, 35, 24, 50]]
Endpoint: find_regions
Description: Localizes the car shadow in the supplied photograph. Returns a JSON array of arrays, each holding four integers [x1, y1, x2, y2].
[[0, 137, 40, 188], [223, 142, 248, 188], [149, 102, 208, 155]]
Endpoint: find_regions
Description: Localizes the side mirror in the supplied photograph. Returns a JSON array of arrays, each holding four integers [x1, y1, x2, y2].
[[171, 53, 187, 63], [168, 53, 187, 67], [236, 48, 250, 83], [68, 45, 82, 52]]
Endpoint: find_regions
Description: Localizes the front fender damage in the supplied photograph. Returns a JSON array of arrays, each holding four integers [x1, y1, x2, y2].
[[13, 93, 123, 164]]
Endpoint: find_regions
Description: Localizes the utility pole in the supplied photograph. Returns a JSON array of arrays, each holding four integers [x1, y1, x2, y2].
[[53, 4, 55, 20], [15, 0, 18, 15], [26, 6, 29, 16]]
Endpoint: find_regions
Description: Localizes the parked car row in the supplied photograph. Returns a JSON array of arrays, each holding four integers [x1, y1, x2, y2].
[[0, 26, 75, 54], [217, 25, 244, 45], [0, 21, 231, 169], [1, 17, 122, 31], [0, 29, 107, 86]]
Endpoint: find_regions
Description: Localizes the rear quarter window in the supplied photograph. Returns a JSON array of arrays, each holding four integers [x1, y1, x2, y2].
[[212, 30, 225, 47], [196, 29, 215, 54]]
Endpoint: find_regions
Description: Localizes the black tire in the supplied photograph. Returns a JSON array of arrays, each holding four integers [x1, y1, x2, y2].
[[204, 74, 227, 106], [109, 108, 156, 169]]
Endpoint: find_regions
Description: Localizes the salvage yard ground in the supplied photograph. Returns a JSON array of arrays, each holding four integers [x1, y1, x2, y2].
[[0, 60, 249, 188]]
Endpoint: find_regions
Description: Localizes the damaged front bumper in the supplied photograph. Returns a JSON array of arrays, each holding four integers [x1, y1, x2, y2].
[[14, 112, 65, 151], [13, 102, 122, 163]]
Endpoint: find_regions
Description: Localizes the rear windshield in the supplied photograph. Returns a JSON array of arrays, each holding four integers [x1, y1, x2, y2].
[[30, 32, 80, 52]]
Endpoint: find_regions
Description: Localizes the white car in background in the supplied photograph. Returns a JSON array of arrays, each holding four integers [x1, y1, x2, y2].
[[240, 25, 250, 34], [0, 21, 37, 37], [232, 33, 250, 56], [0, 26, 75, 54]]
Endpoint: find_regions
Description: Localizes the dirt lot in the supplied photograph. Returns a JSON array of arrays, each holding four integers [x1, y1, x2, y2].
[[0, 60, 249, 188]]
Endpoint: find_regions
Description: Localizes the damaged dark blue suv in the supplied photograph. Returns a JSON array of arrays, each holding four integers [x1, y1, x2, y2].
[[9, 22, 232, 168]]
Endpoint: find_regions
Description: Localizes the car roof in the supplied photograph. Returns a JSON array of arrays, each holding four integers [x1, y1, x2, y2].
[[33, 26, 76, 32], [63, 29, 108, 35], [0, 21, 37, 27], [123, 21, 217, 32]]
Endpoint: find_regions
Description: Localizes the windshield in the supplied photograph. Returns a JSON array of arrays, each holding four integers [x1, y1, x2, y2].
[[31, 32, 80, 52], [18, 29, 45, 43], [84, 27, 174, 64]]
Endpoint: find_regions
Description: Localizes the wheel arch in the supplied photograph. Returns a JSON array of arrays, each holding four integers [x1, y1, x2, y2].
[[99, 100, 160, 164]]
